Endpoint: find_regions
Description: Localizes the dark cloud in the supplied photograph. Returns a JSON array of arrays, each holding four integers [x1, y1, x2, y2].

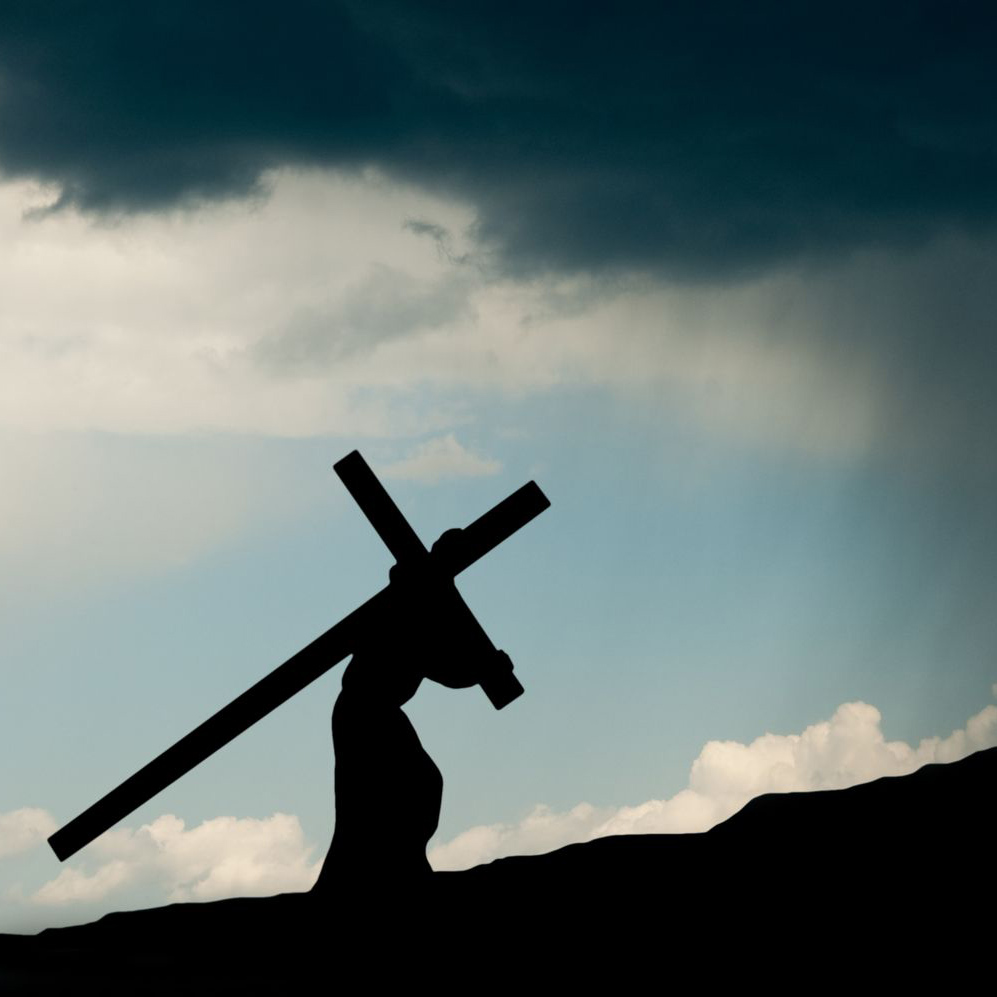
[[1, 1, 995, 277]]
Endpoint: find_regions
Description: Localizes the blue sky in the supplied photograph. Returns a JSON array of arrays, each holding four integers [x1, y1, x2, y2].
[[2, 3, 997, 933]]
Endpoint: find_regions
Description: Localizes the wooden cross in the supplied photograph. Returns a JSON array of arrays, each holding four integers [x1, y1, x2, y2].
[[49, 451, 550, 861]]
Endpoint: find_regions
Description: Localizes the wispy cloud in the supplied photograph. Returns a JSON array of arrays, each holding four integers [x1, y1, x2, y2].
[[379, 434, 501, 484], [253, 265, 475, 373], [0, 432, 327, 601]]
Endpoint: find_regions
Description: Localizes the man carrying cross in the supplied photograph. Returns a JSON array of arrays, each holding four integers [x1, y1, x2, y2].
[[48, 452, 547, 903], [313, 530, 503, 893]]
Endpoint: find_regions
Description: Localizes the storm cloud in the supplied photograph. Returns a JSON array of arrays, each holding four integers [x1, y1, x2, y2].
[[1, 1, 995, 277]]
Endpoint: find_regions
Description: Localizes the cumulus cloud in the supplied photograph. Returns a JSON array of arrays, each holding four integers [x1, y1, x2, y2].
[[0, 808, 57, 859], [378, 434, 501, 483], [429, 695, 997, 870], [32, 813, 319, 906]]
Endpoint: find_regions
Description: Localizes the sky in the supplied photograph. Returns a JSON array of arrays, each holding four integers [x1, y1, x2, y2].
[[2, 1, 996, 932]]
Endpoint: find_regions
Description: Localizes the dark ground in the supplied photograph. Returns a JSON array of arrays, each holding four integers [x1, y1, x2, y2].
[[2, 747, 993, 992]]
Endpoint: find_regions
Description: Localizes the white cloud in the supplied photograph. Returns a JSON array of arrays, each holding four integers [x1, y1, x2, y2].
[[0, 808, 57, 859], [32, 813, 320, 906], [378, 434, 501, 484], [33, 861, 133, 904], [429, 695, 997, 870]]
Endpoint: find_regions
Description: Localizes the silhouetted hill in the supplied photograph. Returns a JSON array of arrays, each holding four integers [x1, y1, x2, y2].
[[3, 747, 993, 992]]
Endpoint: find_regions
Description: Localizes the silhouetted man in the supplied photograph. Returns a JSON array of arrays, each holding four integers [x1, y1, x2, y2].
[[311, 531, 485, 895]]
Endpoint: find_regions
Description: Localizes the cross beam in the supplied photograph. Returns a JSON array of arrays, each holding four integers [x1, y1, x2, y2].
[[48, 451, 549, 861]]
